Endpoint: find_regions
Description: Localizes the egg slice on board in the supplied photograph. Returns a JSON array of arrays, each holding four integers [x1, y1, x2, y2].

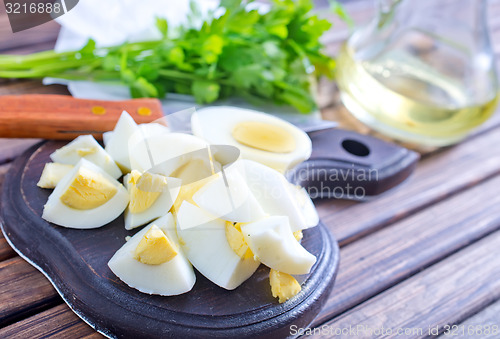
[[42, 158, 129, 229], [242, 216, 316, 275], [50, 135, 122, 179], [123, 170, 181, 230], [104, 111, 138, 173], [37, 163, 74, 189], [241, 159, 308, 232], [192, 161, 265, 223], [108, 213, 196, 296], [129, 133, 211, 179], [287, 184, 319, 228], [176, 201, 260, 290], [191, 106, 312, 173]]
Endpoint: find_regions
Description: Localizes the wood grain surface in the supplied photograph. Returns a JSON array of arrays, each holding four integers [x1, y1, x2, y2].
[[2, 0, 500, 337], [309, 231, 500, 338]]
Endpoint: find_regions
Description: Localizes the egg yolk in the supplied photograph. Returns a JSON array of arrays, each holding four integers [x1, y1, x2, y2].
[[76, 147, 98, 157], [134, 225, 177, 265], [59, 167, 117, 210], [293, 230, 303, 242], [269, 269, 301, 303], [225, 221, 254, 259], [232, 121, 296, 153], [128, 170, 166, 213]]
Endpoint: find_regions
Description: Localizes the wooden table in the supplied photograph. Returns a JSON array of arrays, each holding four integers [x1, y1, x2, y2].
[[2, 1, 500, 338]]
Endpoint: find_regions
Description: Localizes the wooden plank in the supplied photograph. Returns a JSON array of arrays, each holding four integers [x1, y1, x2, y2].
[[439, 300, 500, 338], [314, 123, 500, 246], [307, 230, 500, 338], [0, 304, 103, 339], [0, 257, 61, 327], [312, 174, 500, 327]]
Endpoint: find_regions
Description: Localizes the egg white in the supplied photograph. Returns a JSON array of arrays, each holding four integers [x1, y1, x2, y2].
[[108, 213, 196, 296], [50, 134, 122, 179], [42, 159, 129, 229], [241, 159, 307, 232], [288, 184, 319, 229], [191, 106, 312, 173], [176, 201, 260, 290], [128, 133, 209, 175], [241, 216, 316, 275], [104, 111, 138, 173], [192, 161, 265, 223]]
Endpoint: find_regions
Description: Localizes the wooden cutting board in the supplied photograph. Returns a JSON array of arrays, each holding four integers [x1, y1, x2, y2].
[[0, 141, 340, 338]]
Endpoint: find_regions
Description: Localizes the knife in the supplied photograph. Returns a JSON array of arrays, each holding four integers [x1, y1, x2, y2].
[[0, 94, 419, 198]]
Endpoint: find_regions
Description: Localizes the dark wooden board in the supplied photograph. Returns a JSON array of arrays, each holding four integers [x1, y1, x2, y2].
[[0, 141, 340, 339]]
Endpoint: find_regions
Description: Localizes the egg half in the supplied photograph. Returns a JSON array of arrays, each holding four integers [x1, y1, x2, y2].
[[42, 158, 129, 229], [191, 106, 312, 173]]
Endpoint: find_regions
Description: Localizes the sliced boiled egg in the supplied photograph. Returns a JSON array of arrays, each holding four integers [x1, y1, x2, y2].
[[129, 133, 210, 177], [42, 158, 129, 229], [50, 135, 122, 179], [104, 111, 139, 173], [108, 213, 196, 296], [176, 202, 260, 290], [192, 161, 265, 223], [288, 184, 319, 228], [37, 163, 74, 189], [241, 216, 316, 275], [123, 170, 181, 230], [241, 159, 308, 232], [191, 106, 312, 173]]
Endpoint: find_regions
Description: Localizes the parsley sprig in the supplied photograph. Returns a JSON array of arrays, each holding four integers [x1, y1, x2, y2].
[[0, 0, 340, 113]]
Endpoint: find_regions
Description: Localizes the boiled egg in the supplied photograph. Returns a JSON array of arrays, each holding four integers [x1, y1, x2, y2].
[[42, 158, 129, 229], [104, 111, 138, 173], [129, 133, 211, 178], [288, 184, 319, 228], [241, 216, 316, 275], [123, 170, 181, 230], [241, 159, 308, 232], [37, 163, 74, 189], [50, 135, 122, 179], [175, 201, 260, 290], [192, 161, 265, 223], [108, 213, 196, 296], [191, 106, 312, 173]]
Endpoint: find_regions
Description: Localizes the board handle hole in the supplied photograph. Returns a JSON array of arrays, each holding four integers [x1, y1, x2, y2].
[[342, 139, 370, 157]]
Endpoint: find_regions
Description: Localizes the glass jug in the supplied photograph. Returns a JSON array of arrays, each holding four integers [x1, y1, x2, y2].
[[336, 0, 498, 146]]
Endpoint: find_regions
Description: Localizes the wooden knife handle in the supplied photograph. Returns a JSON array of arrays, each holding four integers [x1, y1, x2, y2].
[[0, 94, 164, 140]]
